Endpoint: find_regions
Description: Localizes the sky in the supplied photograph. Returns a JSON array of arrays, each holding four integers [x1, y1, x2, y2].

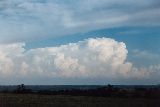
[[0, 0, 160, 85]]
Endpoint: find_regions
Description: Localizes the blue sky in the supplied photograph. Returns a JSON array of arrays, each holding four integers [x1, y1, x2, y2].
[[0, 0, 160, 85], [26, 26, 160, 67]]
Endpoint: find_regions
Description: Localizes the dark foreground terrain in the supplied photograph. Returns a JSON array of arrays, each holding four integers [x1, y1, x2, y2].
[[0, 93, 159, 107], [0, 84, 160, 107]]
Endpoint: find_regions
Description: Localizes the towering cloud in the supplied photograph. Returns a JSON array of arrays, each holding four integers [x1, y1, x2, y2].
[[0, 37, 157, 83]]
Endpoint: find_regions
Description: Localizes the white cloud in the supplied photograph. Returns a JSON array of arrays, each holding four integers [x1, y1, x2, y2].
[[132, 49, 160, 60], [0, 37, 159, 84], [0, 0, 159, 43]]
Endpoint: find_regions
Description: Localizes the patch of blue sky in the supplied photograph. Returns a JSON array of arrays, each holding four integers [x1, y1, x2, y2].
[[26, 26, 160, 53]]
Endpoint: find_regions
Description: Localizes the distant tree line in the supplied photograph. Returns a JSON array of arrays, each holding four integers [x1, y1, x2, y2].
[[1, 84, 160, 98]]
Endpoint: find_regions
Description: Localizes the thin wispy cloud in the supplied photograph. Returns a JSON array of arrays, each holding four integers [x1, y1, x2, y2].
[[0, 0, 159, 43], [0, 0, 159, 85]]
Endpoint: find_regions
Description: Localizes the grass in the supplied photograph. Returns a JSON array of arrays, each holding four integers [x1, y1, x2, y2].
[[0, 93, 159, 107]]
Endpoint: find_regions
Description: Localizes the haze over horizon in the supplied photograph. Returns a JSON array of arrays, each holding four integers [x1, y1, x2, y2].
[[0, 0, 160, 85]]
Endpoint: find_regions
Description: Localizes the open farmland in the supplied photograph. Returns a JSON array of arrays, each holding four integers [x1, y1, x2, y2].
[[0, 93, 159, 107]]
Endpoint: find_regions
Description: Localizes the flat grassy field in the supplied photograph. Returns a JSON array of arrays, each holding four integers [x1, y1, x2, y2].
[[0, 93, 159, 107]]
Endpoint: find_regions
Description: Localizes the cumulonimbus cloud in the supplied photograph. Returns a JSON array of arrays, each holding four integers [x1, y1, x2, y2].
[[0, 37, 158, 81]]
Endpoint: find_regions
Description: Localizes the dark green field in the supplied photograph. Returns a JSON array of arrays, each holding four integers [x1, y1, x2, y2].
[[0, 93, 159, 107]]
